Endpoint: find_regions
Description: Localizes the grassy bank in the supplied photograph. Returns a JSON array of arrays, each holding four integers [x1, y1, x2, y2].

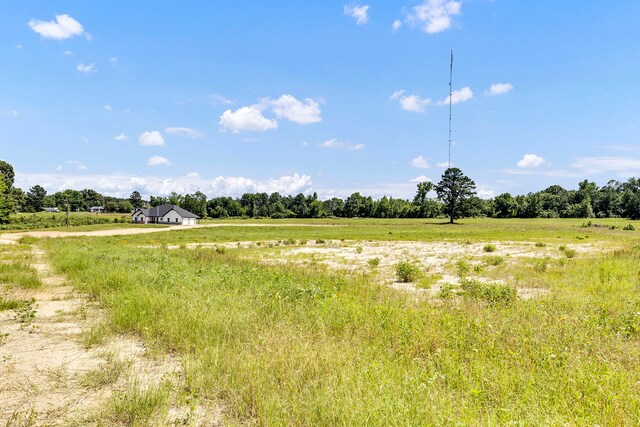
[[40, 218, 640, 425]]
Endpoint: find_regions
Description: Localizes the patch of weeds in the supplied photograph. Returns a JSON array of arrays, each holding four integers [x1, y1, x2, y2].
[[483, 244, 497, 253], [82, 322, 110, 348], [395, 261, 422, 283], [624, 224, 636, 231], [535, 242, 546, 248], [367, 258, 380, 268], [417, 274, 442, 289], [0, 331, 9, 345], [563, 248, 577, 258], [5, 409, 38, 426], [0, 296, 29, 311], [80, 352, 126, 389], [17, 236, 39, 245], [14, 298, 36, 326], [0, 263, 41, 289], [456, 259, 471, 277], [355, 246, 363, 254], [483, 255, 504, 266], [532, 257, 550, 272], [559, 245, 567, 251], [284, 238, 296, 246], [581, 221, 593, 228], [473, 264, 485, 273], [438, 283, 455, 300], [461, 279, 516, 305], [315, 239, 326, 244], [104, 380, 171, 425], [300, 239, 308, 245], [214, 246, 226, 254]]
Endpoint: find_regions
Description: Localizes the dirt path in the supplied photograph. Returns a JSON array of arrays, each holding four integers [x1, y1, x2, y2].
[[0, 246, 221, 425], [0, 222, 338, 244]]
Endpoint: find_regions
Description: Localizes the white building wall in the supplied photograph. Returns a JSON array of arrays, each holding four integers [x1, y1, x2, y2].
[[160, 210, 183, 224], [132, 212, 148, 223], [183, 217, 196, 225]]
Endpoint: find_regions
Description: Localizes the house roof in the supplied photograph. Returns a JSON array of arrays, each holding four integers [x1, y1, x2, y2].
[[132, 204, 199, 218]]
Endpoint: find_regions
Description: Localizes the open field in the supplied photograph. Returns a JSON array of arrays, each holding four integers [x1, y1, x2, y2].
[[2, 218, 640, 425]]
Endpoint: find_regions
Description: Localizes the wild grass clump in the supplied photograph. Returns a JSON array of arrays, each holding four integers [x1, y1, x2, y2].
[[103, 380, 171, 425], [623, 224, 635, 231], [563, 248, 577, 258], [367, 257, 380, 268], [535, 241, 546, 247], [460, 279, 516, 305], [0, 296, 29, 311], [483, 255, 504, 266], [0, 262, 41, 288], [395, 261, 421, 282], [483, 244, 497, 253]]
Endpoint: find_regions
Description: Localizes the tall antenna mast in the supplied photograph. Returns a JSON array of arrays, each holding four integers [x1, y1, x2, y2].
[[448, 50, 454, 169]]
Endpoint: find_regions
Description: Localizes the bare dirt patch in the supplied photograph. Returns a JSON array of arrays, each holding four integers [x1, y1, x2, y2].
[[0, 246, 221, 426]]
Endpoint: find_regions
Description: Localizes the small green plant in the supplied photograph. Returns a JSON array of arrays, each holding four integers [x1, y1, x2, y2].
[[461, 279, 516, 305], [215, 246, 226, 254], [535, 242, 546, 248], [316, 239, 326, 244], [367, 258, 380, 268], [473, 264, 485, 273], [438, 283, 455, 299], [417, 274, 442, 289], [395, 261, 422, 283], [623, 224, 635, 231], [483, 255, 504, 266], [559, 245, 567, 251], [563, 248, 577, 258], [533, 257, 550, 272], [456, 259, 471, 277], [483, 244, 497, 253], [355, 246, 363, 254], [285, 238, 296, 245]]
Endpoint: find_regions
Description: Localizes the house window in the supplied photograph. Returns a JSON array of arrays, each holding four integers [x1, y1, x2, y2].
[[176, 218, 179, 223]]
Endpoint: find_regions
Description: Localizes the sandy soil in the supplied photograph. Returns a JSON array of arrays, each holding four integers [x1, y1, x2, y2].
[[0, 246, 221, 425]]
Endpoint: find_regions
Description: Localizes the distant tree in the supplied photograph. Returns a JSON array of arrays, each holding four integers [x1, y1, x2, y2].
[[54, 189, 85, 211], [0, 180, 13, 223], [435, 167, 476, 224], [412, 181, 439, 218], [150, 196, 169, 207], [0, 160, 15, 190], [493, 193, 517, 218], [25, 185, 47, 212], [81, 188, 104, 209], [129, 191, 144, 209]]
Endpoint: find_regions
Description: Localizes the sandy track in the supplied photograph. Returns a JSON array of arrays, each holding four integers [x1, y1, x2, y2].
[[0, 222, 337, 243]]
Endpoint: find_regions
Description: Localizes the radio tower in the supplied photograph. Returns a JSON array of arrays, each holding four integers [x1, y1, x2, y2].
[[448, 50, 454, 169]]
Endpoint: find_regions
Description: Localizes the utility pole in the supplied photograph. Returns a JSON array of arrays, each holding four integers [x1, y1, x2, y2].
[[448, 50, 454, 169]]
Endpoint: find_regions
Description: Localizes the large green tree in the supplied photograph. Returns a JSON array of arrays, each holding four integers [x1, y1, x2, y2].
[[435, 167, 476, 224], [0, 160, 14, 190], [0, 180, 13, 223], [25, 185, 47, 212]]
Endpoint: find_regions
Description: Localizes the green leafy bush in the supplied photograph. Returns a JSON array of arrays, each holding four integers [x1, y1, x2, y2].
[[395, 261, 421, 283], [461, 279, 516, 305], [367, 258, 380, 268], [483, 244, 497, 253]]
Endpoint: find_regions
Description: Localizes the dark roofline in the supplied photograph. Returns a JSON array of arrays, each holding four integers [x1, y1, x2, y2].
[[131, 205, 199, 219]]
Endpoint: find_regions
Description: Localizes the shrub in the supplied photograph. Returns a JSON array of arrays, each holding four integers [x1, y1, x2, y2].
[[461, 279, 516, 305], [438, 283, 455, 299], [215, 246, 226, 254], [535, 242, 546, 248], [483, 244, 497, 253], [456, 259, 471, 277], [483, 255, 504, 266], [367, 258, 380, 268], [315, 239, 326, 244], [563, 248, 577, 258], [624, 224, 635, 231], [355, 246, 363, 254], [395, 261, 421, 283]]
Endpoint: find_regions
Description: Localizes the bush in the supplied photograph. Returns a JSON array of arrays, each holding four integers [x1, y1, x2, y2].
[[461, 279, 516, 305], [624, 224, 635, 231], [483, 255, 504, 266], [395, 261, 421, 283], [535, 242, 546, 247], [483, 244, 497, 253], [563, 248, 577, 258], [367, 258, 380, 268]]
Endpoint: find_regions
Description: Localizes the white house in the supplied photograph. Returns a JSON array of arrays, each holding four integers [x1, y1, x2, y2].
[[89, 206, 104, 213], [132, 204, 199, 225]]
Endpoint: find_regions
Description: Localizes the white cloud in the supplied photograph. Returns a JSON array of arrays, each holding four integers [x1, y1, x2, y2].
[[77, 63, 95, 73], [517, 154, 546, 168], [486, 83, 513, 96], [268, 94, 322, 124], [103, 104, 113, 111], [56, 165, 63, 171], [65, 160, 87, 171], [439, 86, 473, 105], [82, 137, 89, 144], [28, 14, 85, 40], [139, 131, 165, 146], [15, 44, 23, 49], [301, 141, 309, 147], [391, 90, 431, 113], [16, 172, 313, 199], [210, 94, 233, 105], [0, 110, 18, 118], [410, 175, 432, 183], [318, 138, 365, 151], [406, 0, 461, 34], [571, 157, 640, 174], [164, 127, 204, 138], [148, 156, 171, 167], [186, 172, 200, 179], [114, 133, 129, 142], [344, 4, 370, 25], [219, 106, 278, 133], [435, 161, 449, 168], [64, 50, 72, 55], [410, 155, 430, 169], [109, 57, 117, 65], [392, 20, 403, 32]]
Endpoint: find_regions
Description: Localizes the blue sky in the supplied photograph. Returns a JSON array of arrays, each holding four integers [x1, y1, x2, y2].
[[2, 1, 640, 199]]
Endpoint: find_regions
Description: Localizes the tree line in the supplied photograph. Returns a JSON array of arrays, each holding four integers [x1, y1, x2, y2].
[[1, 159, 639, 224]]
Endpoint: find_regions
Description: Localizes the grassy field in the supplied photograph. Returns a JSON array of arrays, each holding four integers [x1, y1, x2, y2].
[[40, 218, 640, 425], [2, 212, 166, 232]]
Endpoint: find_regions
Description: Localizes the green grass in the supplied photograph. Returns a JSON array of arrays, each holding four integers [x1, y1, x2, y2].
[[41, 218, 640, 425], [0, 262, 41, 288]]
